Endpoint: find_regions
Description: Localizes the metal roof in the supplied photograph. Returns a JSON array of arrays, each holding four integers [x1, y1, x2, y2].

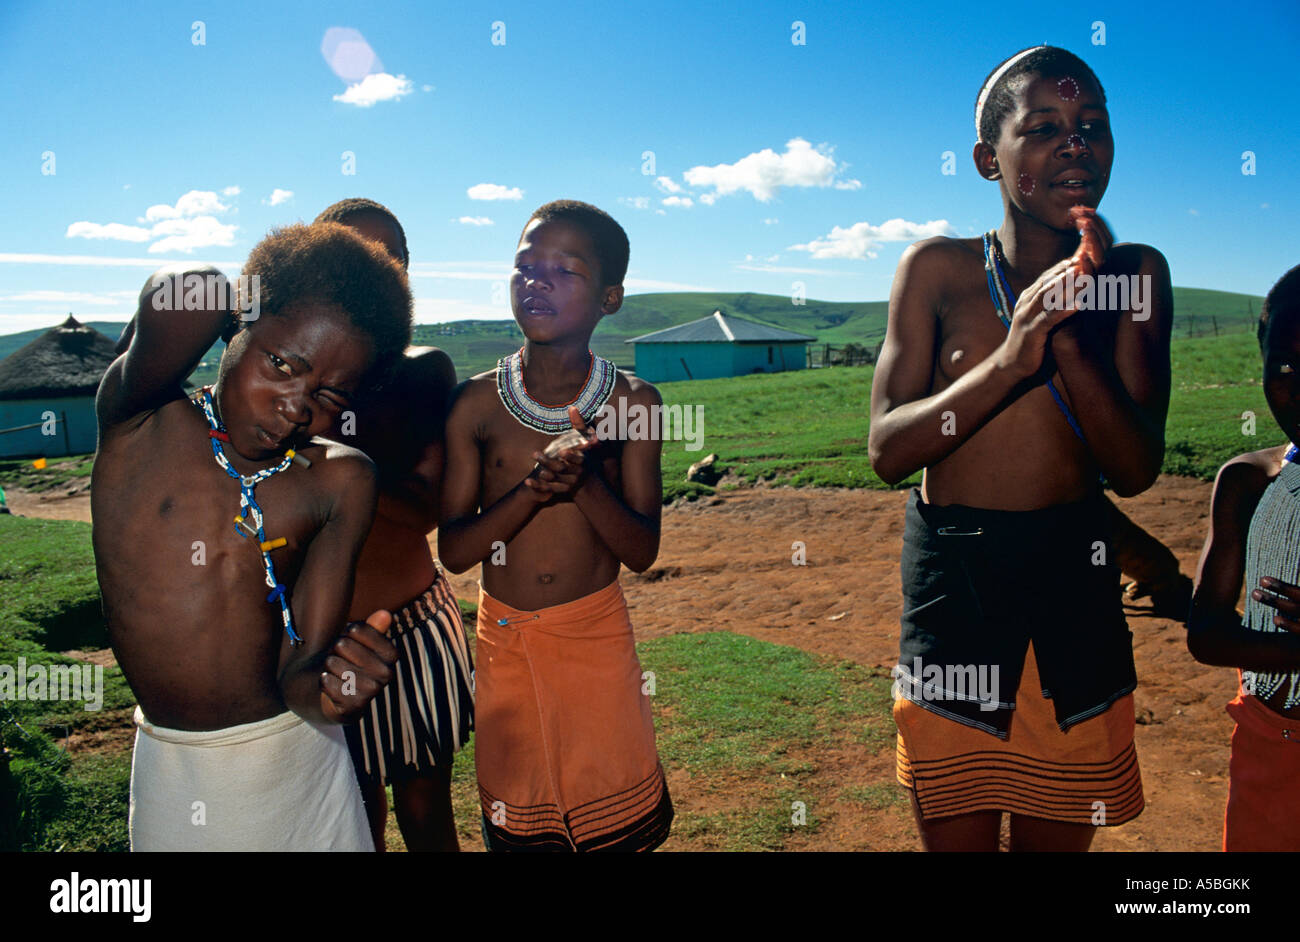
[[626, 310, 816, 345]]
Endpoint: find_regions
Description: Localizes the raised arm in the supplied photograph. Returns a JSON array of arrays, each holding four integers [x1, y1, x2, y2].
[[1188, 454, 1300, 671], [276, 450, 395, 724], [96, 265, 231, 429], [1049, 244, 1173, 496], [570, 381, 663, 573], [868, 240, 1076, 484]]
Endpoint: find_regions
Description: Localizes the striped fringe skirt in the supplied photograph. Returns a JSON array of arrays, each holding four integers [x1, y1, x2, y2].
[[345, 569, 475, 785], [895, 641, 1144, 825]]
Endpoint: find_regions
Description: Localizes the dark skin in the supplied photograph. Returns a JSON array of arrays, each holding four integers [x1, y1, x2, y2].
[[1189, 315, 1300, 719], [93, 268, 397, 732], [329, 210, 461, 852], [439, 218, 662, 610], [868, 70, 1173, 851]]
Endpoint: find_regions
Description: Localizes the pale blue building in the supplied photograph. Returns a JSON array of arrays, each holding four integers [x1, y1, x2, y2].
[[626, 311, 815, 383]]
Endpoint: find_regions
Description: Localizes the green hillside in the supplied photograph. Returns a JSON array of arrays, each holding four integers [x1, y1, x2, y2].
[[1, 286, 1266, 386]]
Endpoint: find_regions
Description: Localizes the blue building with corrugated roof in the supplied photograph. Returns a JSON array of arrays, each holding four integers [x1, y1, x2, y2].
[[625, 310, 815, 383]]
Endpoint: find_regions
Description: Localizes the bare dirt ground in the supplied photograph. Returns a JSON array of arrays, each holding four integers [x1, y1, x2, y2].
[[13, 475, 1229, 851]]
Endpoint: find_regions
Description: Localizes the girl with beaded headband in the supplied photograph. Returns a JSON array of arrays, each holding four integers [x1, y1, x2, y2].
[[868, 46, 1173, 851]]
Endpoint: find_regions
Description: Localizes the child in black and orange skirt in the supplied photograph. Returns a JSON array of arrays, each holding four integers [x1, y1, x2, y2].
[[868, 46, 1173, 851]]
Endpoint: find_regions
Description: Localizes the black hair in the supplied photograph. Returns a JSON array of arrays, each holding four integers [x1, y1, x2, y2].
[[977, 46, 1107, 147], [313, 198, 409, 269], [522, 200, 629, 287], [237, 222, 412, 384], [1257, 264, 1300, 350]]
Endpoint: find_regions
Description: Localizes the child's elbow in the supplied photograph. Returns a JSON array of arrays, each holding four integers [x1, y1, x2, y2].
[[867, 429, 907, 486]]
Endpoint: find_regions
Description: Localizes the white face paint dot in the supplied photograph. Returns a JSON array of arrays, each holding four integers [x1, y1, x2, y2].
[[1065, 134, 1088, 152], [1057, 76, 1081, 101], [1018, 172, 1036, 196]]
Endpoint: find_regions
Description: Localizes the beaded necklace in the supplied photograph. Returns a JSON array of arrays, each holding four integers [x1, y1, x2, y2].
[[195, 386, 303, 646], [983, 231, 1090, 446], [495, 347, 616, 434]]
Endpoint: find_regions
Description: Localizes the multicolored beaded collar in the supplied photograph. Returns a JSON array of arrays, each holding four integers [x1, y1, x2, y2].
[[495, 347, 616, 434], [195, 386, 308, 647]]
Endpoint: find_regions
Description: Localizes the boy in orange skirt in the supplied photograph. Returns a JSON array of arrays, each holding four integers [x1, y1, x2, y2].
[[439, 200, 672, 851]]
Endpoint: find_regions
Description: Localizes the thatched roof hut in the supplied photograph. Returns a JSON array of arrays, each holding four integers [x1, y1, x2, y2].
[[0, 316, 119, 458], [0, 315, 119, 401]]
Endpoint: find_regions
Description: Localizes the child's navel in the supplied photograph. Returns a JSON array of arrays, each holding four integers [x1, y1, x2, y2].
[[158, 496, 174, 516], [538, 573, 554, 585]]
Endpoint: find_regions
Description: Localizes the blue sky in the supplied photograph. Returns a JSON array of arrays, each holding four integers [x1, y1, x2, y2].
[[1, 0, 1296, 333]]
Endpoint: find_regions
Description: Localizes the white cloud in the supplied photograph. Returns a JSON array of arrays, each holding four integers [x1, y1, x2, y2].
[[735, 263, 853, 276], [148, 216, 239, 254], [0, 252, 241, 269], [456, 216, 494, 226], [143, 190, 230, 222], [222, 185, 241, 196], [66, 222, 152, 242], [654, 176, 683, 194], [0, 289, 137, 305], [619, 197, 651, 210], [661, 196, 693, 208], [265, 188, 294, 206], [413, 297, 511, 323], [422, 84, 435, 92], [467, 183, 523, 201], [763, 218, 779, 225], [624, 277, 714, 292], [683, 138, 860, 203], [408, 262, 510, 282], [789, 218, 956, 260], [333, 72, 413, 107], [66, 190, 240, 255]]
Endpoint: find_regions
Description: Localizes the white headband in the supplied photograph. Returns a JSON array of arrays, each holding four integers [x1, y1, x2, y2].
[[975, 46, 1046, 140]]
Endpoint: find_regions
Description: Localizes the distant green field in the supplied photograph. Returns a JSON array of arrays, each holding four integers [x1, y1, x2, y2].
[[656, 326, 1278, 497], [14, 284, 1260, 387], [410, 285, 1263, 380]]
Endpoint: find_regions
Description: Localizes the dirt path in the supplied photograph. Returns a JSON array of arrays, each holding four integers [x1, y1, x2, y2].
[[14, 476, 1230, 851], [444, 475, 1228, 851]]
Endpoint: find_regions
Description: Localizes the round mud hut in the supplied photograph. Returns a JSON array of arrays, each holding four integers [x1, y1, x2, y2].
[[0, 316, 119, 458]]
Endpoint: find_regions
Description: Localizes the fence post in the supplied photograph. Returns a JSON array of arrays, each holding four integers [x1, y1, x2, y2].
[[60, 411, 71, 457]]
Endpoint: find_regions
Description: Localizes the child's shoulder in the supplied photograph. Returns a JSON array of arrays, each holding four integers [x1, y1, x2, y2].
[[1109, 241, 1170, 278], [444, 368, 503, 422], [614, 368, 660, 407], [893, 236, 985, 297], [1214, 445, 1290, 509], [901, 235, 984, 269]]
